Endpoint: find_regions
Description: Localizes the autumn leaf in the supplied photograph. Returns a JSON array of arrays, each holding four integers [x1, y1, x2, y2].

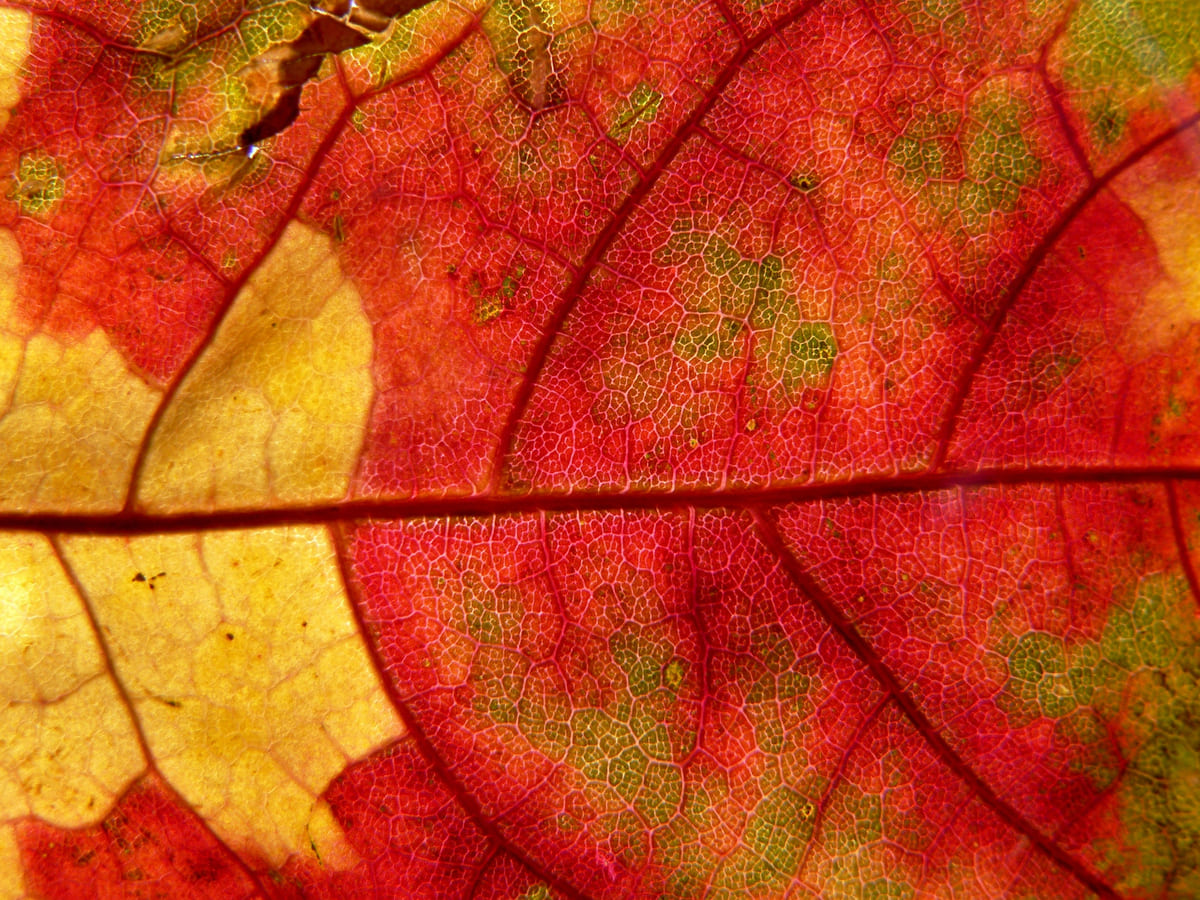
[[0, 0, 1199, 897]]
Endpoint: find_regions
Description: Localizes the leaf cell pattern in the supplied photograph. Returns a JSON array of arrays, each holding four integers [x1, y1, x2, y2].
[[0, 0, 1198, 898]]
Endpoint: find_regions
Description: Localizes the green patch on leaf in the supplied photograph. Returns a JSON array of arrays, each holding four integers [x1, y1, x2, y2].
[[721, 786, 815, 891], [482, 0, 569, 108], [610, 624, 673, 696], [609, 81, 663, 142], [674, 315, 744, 367], [1062, 0, 1200, 146], [1091, 573, 1200, 895], [10, 153, 65, 216], [635, 761, 683, 827], [864, 879, 915, 900], [1001, 630, 1076, 724], [787, 322, 839, 379], [889, 83, 1042, 237], [663, 657, 687, 691]]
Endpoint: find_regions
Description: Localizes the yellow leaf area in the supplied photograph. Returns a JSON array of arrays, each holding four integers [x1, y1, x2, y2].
[[137, 222, 374, 511], [0, 526, 403, 891], [0, 6, 397, 886], [0, 8, 161, 513], [0, 8, 29, 131], [0, 230, 162, 512], [1116, 161, 1200, 351]]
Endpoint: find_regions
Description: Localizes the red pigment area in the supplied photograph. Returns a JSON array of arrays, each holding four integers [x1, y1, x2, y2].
[[504, 0, 1091, 494], [17, 774, 262, 900], [775, 481, 1179, 837], [0, 10, 357, 382], [271, 738, 493, 899], [347, 510, 910, 896]]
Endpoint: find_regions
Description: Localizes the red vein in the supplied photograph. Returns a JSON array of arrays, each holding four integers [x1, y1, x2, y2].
[[749, 508, 1123, 900], [931, 109, 1200, 469], [488, 0, 826, 491], [8, 464, 1199, 535], [1166, 480, 1200, 609], [327, 523, 595, 900]]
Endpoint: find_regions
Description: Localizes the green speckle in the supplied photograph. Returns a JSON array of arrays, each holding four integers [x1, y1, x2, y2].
[[11, 153, 65, 216], [674, 316, 743, 366], [737, 786, 815, 888], [1062, 0, 1200, 147], [788, 322, 839, 379], [609, 81, 663, 142], [664, 658, 686, 691], [863, 879, 915, 900], [465, 597, 503, 644], [635, 761, 682, 826], [1002, 630, 1076, 723], [521, 886, 550, 900], [474, 293, 505, 325], [1090, 99, 1128, 147], [789, 172, 819, 192]]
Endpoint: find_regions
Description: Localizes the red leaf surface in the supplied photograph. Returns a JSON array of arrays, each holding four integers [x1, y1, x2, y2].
[[0, 0, 1198, 898]]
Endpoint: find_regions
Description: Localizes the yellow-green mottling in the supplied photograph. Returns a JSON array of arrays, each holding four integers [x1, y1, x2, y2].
[[146, 1, 312, 161], [717, 786, 815, 892], [863, 880, 915, 900], [469, 648, 526, 725], [1062, 0, 1200, 146], [664, 657, 686, 691], [517, 687, 572, 759], [888, 84, 1043, 236], [482, 0, 584, 108], [996, 573, 1200, 896], [658, 226, 839, 390], [609, 81, 663, 142], [1099, 574, 1200, 897], [10, 152, 65, 216], [1001, 630, 1076, 724]]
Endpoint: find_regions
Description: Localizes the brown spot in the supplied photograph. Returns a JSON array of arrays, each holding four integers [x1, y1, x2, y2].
[[236, 3, 438, 149]]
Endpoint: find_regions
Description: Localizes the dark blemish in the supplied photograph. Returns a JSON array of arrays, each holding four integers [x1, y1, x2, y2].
[[239, 88, 303, 148], [226, 632, 235, 641], [240, 2, 435, 150], [293, 16, 372, 56], [165, 699, 182, 708], [132, 572, 146, 582], [790, 172, 819, 193], [301, 620, 308, 628]]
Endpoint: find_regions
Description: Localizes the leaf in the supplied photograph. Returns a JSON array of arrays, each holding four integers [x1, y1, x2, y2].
[[0, 0, 1198, 898]]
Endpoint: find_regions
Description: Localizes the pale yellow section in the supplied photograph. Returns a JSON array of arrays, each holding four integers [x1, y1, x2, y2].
[[138, 222, 375, 512], [0, 533, 145, 828], [59, 527, 404, 868], [0, 9, 31, 131], [0, 824, 23, 900], [1118, 173, 1200, 351], [0, 230, 162, 513]]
